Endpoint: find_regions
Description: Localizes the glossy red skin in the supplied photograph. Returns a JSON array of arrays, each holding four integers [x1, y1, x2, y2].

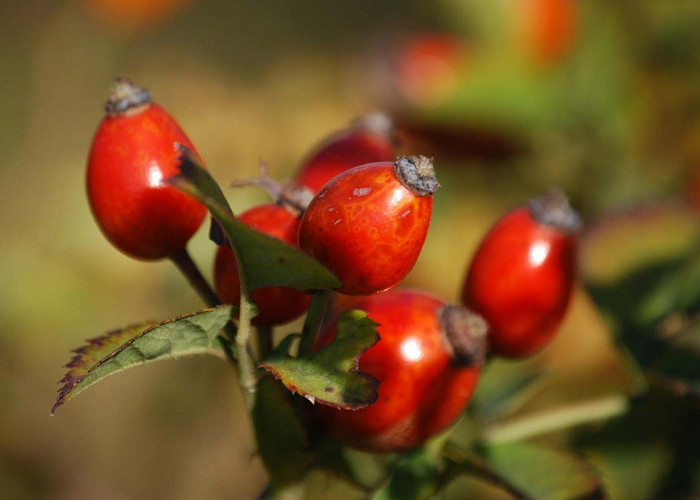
[[295, 130, 395, 194], [214, 204, 311, 325], [87, 103, 207, 260], [313, 289, 481, 453], [462, 207, 577, 358], [298, 162, 433, 296]]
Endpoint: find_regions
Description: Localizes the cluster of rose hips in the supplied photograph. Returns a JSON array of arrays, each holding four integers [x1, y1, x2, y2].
[[87, 78, 581, 454]]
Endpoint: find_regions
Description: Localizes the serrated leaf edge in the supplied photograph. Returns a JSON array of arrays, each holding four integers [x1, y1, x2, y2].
[[259, 313, 381, 410], [52, 306, 232, 415]]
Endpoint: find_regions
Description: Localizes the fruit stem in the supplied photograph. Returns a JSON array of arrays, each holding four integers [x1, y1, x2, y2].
[[298, 290, 332, 356], [170, 248, 239, 349], [237, 294, 260, 409], [169, 248, 221, 308]]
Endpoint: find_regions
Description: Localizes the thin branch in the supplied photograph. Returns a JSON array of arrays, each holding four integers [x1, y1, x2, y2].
[[169, 247, 238, 346], [169, 247, 220, 307], [236, 294, 259, 409]]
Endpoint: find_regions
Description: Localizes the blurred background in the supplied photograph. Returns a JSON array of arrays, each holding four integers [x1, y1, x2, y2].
[[2, 0, 700, 498]]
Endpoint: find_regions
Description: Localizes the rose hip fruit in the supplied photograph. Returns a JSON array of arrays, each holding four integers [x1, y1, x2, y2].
[[294, 113, 396, 195], [461, 190, 581, 358], [214, 204, 311, 325], [298, 156, 439, 296], [312, 289, 487, 453], [87, 78, 207, 260]]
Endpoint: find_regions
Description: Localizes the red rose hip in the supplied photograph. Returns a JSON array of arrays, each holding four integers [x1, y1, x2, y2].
[[313, 289, 487, 453], [461, 190, 581, 358], [215, 204, 311, 325], [298, 156, 439, 296], [294, 113, 396, 195], [87, 77, 207, 260]]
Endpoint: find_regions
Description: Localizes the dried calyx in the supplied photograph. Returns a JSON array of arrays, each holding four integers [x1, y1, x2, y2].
[[394, 155, 439, 196], [230, 160, 313, 215], [439, 305, 488, 366], [104, 77, 152, 117], [528, 189, 583, 233], [352, 111, 395, 139]]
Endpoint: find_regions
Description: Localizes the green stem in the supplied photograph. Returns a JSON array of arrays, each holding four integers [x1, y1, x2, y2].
[[237, 294, 259, 409], [169, 247, 221, 308], [257, 324, 273, 360], [483, 394, 629, 444], [298, 290, 332, 356]]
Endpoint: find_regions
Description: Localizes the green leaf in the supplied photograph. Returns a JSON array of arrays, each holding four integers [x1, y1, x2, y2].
[[471, 358, 545, 422], [483, 442, 605, 500], [585, 441, 671, 500], [169, 147, 341, 292], [577, 393, 681, 500], [582, 203, 700, 288], [260, 310, 380, 409], [582, 204, 700, 370], [582, 204, 700, 335], [373, 447, 440, 500], [253, 375, 313, 490], [636, 251, 700, 327], [51, 306, 235, 415], [441, 447, 528, 500]]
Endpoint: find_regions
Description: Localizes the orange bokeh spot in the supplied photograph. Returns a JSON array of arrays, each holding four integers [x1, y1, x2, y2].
[[83, 0, 193, 30]]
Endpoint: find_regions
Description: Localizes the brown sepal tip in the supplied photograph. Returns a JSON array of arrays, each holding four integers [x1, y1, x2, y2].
[[104, 77, 152, 117], [439, 305, 488, 367], [230, 160, 313, 215], [528, 189, 583, 233], [394, 155, 439, 196], [352, 111, 395, 139]]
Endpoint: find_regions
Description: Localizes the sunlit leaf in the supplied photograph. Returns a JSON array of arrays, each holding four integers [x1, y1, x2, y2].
[[260, 310, 380, 409], [582, 203, 700, 371], [581, 203, 700, 287], [483, 442, 605, 500], [52, 306, 235, 415], [636, 251, 700, 327], [471, 358, 545, 422], [169, 147, 341, 292]]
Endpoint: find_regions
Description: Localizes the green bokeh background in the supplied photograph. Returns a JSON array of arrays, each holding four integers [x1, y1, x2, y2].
[[1, 1, 699, 498]]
